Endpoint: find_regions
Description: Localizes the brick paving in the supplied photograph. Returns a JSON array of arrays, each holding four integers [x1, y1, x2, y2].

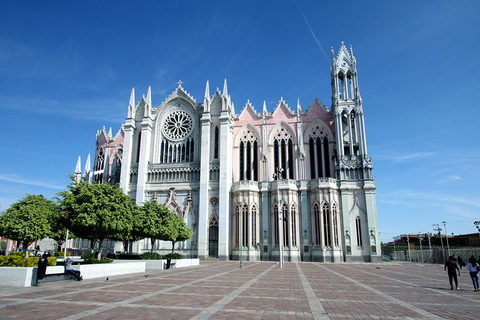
[[0, 261, 479, 319]]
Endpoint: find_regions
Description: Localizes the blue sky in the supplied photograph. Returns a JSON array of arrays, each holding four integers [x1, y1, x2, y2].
[[1, 1, 479, 243]]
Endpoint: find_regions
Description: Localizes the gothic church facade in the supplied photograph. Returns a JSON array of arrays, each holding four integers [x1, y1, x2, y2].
[[82, 43, 380, 262]]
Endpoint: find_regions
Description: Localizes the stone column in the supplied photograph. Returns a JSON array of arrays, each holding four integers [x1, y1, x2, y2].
[[120, 119, 135, 195], [135, 116, 153, 204], [197, 113, 211, 259]]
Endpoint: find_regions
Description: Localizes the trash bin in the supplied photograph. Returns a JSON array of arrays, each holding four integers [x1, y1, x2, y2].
[[37, 258, 47, 280], [166, 258, 171, 269]]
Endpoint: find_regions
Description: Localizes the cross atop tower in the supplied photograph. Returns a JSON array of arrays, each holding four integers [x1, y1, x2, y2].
[[177, 80, 183, 87]]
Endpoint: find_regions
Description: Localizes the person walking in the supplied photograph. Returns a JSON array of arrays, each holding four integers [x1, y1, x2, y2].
[[444, 256, 460, 290], [466, 256, 479, 292], [64, 258, 83, 281]]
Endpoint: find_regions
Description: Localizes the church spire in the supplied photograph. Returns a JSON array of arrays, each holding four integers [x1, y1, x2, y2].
[[83, 153, 91, 182], [129, 87, 135, 107], [146, 86, 151, 107], [222, 78, 228, 97], [74, 156, 82, 182], [128, 88, 135, 118], [205, 80, 210, 101]]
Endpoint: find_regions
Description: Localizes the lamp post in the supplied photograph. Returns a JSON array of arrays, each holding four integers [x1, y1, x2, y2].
[[443, 221, 450, 258], [418, 233, 424, 263], [239, 207, 243, 269], [433, 224, 444, 261], [474, 221, 480, 239], [273, 167, 284, 268]]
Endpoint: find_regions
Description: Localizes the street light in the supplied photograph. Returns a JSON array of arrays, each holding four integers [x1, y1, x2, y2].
[[443, 221, 450, 258], [474, 221, 480, 238], [273, 167, 284, 268]]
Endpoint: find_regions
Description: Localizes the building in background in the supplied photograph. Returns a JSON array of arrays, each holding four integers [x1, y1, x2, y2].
[[78, 43, 380, 262]]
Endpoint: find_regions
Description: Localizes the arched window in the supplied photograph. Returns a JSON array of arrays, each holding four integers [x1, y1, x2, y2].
[[332, 204, 339, 246], [323, 136, 330, 177], [282, 203, 288, 246], [291, 204, 297, 247], [253, 141, 258, 181], [356, 216, 363, 247], [239, 141, 245, 180], [94, 147, 105, 183], [214, 126, 219, 159], [308, 125, 330, 179], [273, 204, 279, 246], [313, 203, 321, 245], [309, 137, 316, 178], [136, 131, 142, 163], [251, 205, 257, 246], [322, 203, 331, 246], [242, 204, 249, 246], [239, 130, 258, 181], [273, 127, 294, 180], [234, 205, 240, 246], [246, 141, 251, 180]]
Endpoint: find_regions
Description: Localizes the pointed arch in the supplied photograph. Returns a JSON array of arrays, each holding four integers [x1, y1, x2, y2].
[[214, 126, 219, 159], [312, 202, 321, 245], [322, 202, 332, 246], [291, 203, 297, 247], [269, 122, 296, 180], [251, 204, 258, 246], [355, 215, 363, 247], [235, 123, 260, 182]]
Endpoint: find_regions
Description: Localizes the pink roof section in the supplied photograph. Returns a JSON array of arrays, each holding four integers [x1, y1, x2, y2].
[[235, 99, 335, 138]]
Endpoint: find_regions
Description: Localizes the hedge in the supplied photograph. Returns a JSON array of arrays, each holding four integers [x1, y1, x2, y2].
[[0, 256, 57, 267]]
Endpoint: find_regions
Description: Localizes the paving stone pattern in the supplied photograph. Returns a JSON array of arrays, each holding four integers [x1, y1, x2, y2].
[[0, 261, 479, 319]]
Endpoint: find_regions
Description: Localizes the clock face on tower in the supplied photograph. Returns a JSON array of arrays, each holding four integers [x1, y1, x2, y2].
[[162, 109, 193, 141]]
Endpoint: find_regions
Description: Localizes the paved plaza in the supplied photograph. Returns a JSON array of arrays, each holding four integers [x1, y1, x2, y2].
[[0, 261, 479, 319]]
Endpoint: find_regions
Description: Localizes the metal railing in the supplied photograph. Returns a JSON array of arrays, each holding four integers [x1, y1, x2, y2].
[[381, 244, 480, 264]]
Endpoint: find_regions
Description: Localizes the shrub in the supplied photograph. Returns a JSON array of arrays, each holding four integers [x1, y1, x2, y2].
[[26, 257, 39, 267], [140, 252, 163, 260], [55, 252, 70, 257], [9, 252, 23, 257], [117, 253, 141, 260], [47, 257, 57, 266], [0, 255, 57, 267], [0, 255, 25, 267], [164, 253, 183, 260], [81, 257, 111, 264], [81, 252, 95, 261]]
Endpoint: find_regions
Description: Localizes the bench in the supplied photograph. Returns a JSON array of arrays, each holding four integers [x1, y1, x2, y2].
[[36, 265, 74, 285]]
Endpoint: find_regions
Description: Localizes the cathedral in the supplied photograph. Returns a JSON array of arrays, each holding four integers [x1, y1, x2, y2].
[[75, 43, 380, 262]]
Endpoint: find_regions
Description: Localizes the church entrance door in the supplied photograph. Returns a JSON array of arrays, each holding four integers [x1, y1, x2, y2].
[[208, 226, 218, 257]]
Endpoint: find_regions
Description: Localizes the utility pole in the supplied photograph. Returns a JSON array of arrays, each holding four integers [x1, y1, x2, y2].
[[418, 233, 424, 263], [443, 221, 450, 258], [433, 224, 445, 261]]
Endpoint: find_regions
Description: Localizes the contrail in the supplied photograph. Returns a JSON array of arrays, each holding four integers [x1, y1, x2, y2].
[[293, 0, 330, 64]]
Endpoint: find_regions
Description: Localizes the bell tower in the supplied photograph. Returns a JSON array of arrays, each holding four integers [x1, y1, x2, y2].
[[331, 42, 379, 262], [331, 42, 368, 162]]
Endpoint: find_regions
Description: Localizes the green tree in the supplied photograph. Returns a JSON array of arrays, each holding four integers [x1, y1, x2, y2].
[[160, 210, 194, 254], [0, 194, 56, 257], [110, 203, 143, 253], [57, 177, 135, 258], [136, 201, 170, 252], [48, 208, 75, 252]]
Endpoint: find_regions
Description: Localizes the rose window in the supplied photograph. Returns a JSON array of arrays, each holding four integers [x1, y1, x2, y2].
[[163, 110, 193, 140]]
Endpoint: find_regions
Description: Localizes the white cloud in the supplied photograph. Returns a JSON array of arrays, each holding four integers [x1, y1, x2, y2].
[[376, 151, 436, 162], [0, 174, 64, 190]]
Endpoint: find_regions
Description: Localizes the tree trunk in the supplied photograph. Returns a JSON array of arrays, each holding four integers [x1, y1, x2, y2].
[[22, 241, 29, 258], [171, 241, 175, 254], [150, 238, 156, 253], [97, 239, 104, 259], [123, 240, 129, 253], [90, 239, 96, 253]]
